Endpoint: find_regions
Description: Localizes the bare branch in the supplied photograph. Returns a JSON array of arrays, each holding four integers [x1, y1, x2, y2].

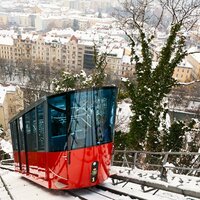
[[177, 80, 200, 86], [160, 0, 200, 31]]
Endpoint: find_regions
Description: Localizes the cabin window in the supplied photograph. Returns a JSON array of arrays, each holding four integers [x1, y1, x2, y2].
[[37, 104, 45, 151], [10, 121, 18, 151], [25, 109, 37, 151], [69, 88, 117, 150], [18, 117, 25, 151], [48, 95, 67, 152], [93, 88, 117, 145], [69, 91, 96, 150]]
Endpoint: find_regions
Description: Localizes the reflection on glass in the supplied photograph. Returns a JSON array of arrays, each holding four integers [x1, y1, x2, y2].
[[37, 104, 45, 151], [47, 87, 117, 152], [48, 94, 67, 152], [18, 117, 25, 151], [25, 109, 37, 151], [69, 88, 117, 150]]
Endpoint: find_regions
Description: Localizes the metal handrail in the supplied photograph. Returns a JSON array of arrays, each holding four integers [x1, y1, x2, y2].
[[112, 150, 200, 176]]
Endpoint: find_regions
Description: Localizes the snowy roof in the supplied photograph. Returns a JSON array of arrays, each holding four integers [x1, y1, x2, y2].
[[78, 40, 94, 46], [178, 59, 193, 69], [0, 36, 14, 45], [40, 15, 65, 20], [188, 46, 200, 63], [10, 12, 31, 17], [187, 101, 200, 110], [44, 35, 60, 44], [75, 31, 101, 42], [0, 30, 16, 36], [0, 85, 16, 105], [98, 46, 124, 59], [122, 55, 131, 64], [47, 28, 75, 37]]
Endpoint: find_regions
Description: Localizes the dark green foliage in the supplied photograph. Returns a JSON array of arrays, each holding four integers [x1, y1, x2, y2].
[[185, 120, 200, 152], [92, 45, 108, 87], [124, 23, 187, 151], [52, 72, 77, 92], [0, 124, 6, 138], [189, 133, 199, 152], [52, 44, 108, 92], [72, 19, 79, 31], [98, 10, 102, 18], [117, 88, 129, 101], [0, 150, 10, 160], [114, 131, 127, 150], [163, 121, 185, 152]]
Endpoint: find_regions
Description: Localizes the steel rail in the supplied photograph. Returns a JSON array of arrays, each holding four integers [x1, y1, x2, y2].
[[96, 184, 146, 200], [0, 173, 14, 200]]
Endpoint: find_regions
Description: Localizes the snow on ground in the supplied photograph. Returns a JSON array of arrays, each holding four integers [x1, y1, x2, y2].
[[0, 169, 78, 200], [110, 166, 200, 200], [1, 166, 200, 200], [0, 139, 13, 157]]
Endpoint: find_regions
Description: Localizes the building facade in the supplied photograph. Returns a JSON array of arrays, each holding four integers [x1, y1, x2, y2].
[[0, 85, 24, 132], [0, 30, 138, 80]]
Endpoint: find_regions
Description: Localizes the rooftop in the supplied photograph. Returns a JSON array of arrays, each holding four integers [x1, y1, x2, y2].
[[0, 85, 16, 106]]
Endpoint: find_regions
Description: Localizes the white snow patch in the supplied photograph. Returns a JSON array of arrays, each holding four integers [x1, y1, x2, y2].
[[0, 139, 13, 157]]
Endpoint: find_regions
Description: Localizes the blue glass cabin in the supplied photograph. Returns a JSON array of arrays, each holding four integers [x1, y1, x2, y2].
[[10, 86, 118, 153]]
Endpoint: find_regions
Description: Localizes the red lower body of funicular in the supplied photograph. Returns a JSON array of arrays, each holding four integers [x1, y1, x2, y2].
[[13, 142, 113, 190]]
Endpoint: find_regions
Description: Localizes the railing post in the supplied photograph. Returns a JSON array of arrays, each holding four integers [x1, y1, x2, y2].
[[122, 148, 130, 168], [160, 153, 169, 180], [132, 152, 137, 169]]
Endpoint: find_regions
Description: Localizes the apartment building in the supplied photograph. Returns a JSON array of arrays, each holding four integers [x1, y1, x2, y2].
[[0, 33, 81, 74], [0, 85, 24, 132], [0, 12, 8, 27], [173, 60, 193, 82], [186, 48, 200, 80], [0, 30, 138, 81]]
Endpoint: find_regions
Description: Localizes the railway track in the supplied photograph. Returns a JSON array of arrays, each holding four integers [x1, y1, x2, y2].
[[0, 173, 14, 200], [0, 165, 145, 200], [67, 186, 141, 200], [1, 164, 195, 200]]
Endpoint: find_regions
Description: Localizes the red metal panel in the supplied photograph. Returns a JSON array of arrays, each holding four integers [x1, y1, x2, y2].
[[47, 151, 68, 189], [27, 152, 38, 175], [20, 151, 27, 173], [12, 143, 113, 190], [13, 151, 20, 172], [27, 152, 47, 178], [37, 152, 47, 179], [66, 142, 113, 189]]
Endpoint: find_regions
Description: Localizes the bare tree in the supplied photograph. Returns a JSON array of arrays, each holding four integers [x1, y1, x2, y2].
[[0, 59, 8, 84]]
